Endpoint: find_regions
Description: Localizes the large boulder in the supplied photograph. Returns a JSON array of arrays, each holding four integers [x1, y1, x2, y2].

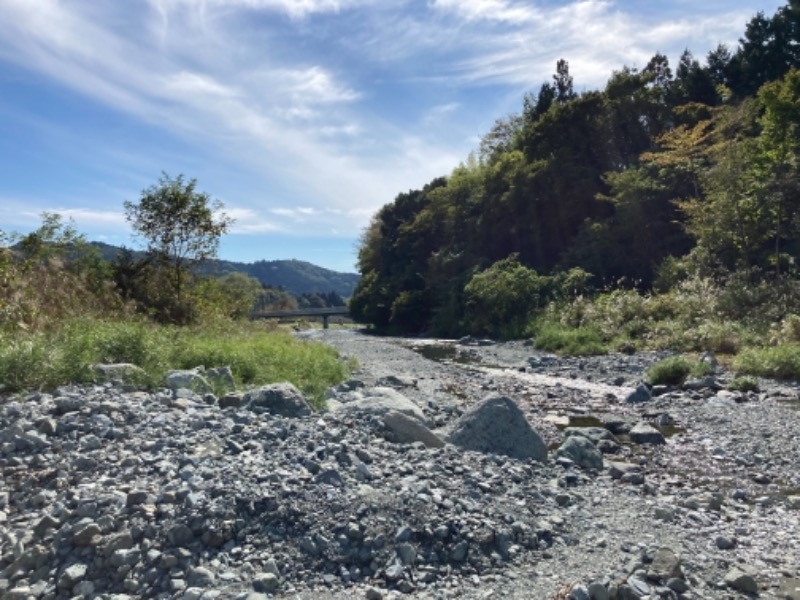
[[333, 387, 427, 423], [243, 382, 313, 418], [446, 395, 547, 462]]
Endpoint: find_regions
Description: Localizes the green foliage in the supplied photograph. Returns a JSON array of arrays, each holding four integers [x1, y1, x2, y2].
[[124, 173, 234, 324], [728, 376, 760, 393], [463, 255, 548, 337], [645, 356, 713, 386], [734, 344, 800, 380], [1, 214, 125, 334], [0, 318, 351, 408], [532, 319, 607, 356]]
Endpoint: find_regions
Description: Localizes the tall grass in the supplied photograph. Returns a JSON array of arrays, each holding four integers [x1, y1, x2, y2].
[[531, 320, 608, 356], [0, 317, 352, 408], [733, 344, 800, 381]]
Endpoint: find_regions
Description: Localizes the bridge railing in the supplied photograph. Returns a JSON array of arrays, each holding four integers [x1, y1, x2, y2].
[[250, 306, 351, 329]]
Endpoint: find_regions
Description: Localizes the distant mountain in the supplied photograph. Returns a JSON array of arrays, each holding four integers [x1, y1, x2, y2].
[[89, 242, 360, 297]]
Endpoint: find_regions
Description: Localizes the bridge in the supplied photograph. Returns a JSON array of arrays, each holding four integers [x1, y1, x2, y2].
[[250, 306, 351, 329]]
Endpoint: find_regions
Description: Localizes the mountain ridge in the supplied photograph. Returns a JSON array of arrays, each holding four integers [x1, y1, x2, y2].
[[89, 242, 359, 297]]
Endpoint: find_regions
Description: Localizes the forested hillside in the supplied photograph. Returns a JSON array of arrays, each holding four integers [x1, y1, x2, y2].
[[91, 242, 359, 298], [351, 1, 800, 341]]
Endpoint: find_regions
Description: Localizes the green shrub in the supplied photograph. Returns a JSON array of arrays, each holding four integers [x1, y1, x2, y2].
[[464, 255, 549, 337], [646, 356, 713, 386], [733, 344, 800, 380], [533, 321, 607, 356], [727, 376, 760, 393]]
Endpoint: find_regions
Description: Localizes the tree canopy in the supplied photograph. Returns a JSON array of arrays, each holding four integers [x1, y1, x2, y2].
[[351, 1, 800, 336]]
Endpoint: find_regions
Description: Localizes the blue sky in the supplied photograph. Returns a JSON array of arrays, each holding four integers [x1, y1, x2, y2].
[[0, 0, 783, 273]]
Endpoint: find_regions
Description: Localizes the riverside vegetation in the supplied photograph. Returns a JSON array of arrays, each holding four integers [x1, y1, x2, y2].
[[0, 180, 352, 405], [349, 0, 800, 382]]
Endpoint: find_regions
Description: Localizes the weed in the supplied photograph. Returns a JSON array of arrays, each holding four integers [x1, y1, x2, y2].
[[646, 356, 713, 386], [533, 321, 607, 356]]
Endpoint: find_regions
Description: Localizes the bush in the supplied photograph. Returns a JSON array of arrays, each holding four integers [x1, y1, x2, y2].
[[733, 344, 800, 380], [464, 255, 549, 337], [728, 376, 760, 393], [533, 321, 607, 356], [646, 356, 713, 386]]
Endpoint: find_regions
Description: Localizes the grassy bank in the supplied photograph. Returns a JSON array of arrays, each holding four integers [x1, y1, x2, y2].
[[0, 318, 352, 408]]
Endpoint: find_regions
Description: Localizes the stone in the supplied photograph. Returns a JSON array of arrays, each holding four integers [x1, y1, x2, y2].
[[73, 522, 102, 546], [563, 427, 618, 445], [58, 563, 87, 589], [243, 382, 313, 417], [381, 410, 444, 448], [625, 383, 651, 403], [556, 436, 603, 470], [724, 566, 758, 594], [365, 587, 384, 600], [628, 422, 666, 445], [587, 581, 609, 600], [219, 393, 244, 409], [647, 547, 683, 582], [568, 584, 590, 600], [715, 535, 736, 550], [187, 566, 215, 588], [446, 395, 547, 462], [333, 387, 427, 422]]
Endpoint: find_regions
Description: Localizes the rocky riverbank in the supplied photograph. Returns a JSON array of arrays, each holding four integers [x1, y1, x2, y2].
[[1, 329, 799, 599]]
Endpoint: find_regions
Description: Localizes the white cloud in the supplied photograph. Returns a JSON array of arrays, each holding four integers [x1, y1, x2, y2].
[[0, 0, 776, 250], [151, 0, 368, 20], [432, 0, 537, 24]]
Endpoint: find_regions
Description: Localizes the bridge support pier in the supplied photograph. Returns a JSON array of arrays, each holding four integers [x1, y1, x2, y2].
[[323, 315, 329, 329]]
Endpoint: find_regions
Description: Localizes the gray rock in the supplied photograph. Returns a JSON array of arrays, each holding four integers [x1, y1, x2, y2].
[[587, 581, 609, 600], [556, 436, 603, 470], [724, 565, 758, 594], [73, 522, 102, 546], [243, 382, 313, 417], [647, 547, 683, 582], [625, 383, 651, 403], [446, 395, 547, 462], [58, 563, 87, 589], [602, 415, 632, 435], [568, 584, 590, 600], [365, 587, 384, 600], [187, 566, 215, 587], [218, 392, 244, 409], [715, 535, 736, 550], [333, 387, 426, 422], [253, 572, 280, 593], [628, 422, 666, 445], [563, 426, 618, 445], [382, 410, 444, 448], [314, 469, 344, 487]]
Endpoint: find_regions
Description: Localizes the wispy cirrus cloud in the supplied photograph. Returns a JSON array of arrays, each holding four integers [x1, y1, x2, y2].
[[0, 0, 777, 269]]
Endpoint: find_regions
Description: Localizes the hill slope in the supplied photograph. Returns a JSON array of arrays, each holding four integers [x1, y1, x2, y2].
[[90, 242, 359, 297]]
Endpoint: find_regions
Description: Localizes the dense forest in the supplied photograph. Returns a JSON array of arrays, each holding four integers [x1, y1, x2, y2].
[[351, 1, 800, 343]]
